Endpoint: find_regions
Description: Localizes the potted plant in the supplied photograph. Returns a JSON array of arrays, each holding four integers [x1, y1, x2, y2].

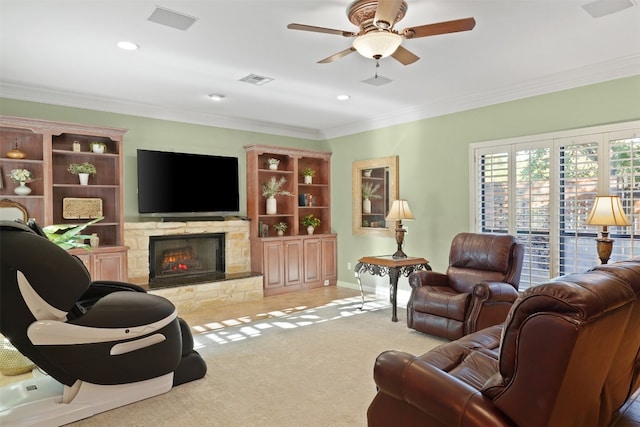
[[8, 168, 34, 195], [301, 214, 320, 235], [267, 158, 280, 170], [90, 141, 107, 153], [362, 182, 381, 214], [42, 216, 103, 250], [301, 167, 315, 184], [262, 176, 294, 214], [273, 221, 287, 236], [67, 162, 96, 185]]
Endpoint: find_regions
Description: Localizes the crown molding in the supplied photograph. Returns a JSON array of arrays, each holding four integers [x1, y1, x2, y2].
[[320, 53, 640, 139], [2, 53, 638, 141]]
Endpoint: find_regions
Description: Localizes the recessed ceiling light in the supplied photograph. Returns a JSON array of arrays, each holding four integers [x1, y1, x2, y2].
[[117, 41, 139, 51], [208, 94, 225, 101], [337, 94, 350, 101]]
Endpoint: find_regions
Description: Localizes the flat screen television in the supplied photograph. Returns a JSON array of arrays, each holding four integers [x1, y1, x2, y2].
[[137, 149, 240, 215]]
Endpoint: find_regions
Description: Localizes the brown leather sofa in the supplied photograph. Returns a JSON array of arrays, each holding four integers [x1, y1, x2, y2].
[[368, 259, 640, 427], [407, 232, 524, 340]]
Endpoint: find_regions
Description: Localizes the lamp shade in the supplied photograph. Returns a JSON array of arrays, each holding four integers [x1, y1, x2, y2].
[[585, 196, 631, 226], [386, 199, 415, 221], [352, 31, 402, 59]]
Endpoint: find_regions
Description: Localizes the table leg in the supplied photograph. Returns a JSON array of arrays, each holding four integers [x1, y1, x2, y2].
[[388, 267, 400, 322], [354, 262, 365, 310]]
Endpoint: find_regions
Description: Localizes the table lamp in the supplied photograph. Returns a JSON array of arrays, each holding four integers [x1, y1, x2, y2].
[[585, 195, 630, 264], [386, 199, 415, 259]]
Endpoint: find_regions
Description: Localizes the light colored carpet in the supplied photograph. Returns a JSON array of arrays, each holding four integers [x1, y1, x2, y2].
[[64, 295, 445, 426]]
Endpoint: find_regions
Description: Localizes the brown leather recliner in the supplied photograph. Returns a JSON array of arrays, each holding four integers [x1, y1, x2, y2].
[[407, 232, 524, 340], [368, 259, 640, 427]]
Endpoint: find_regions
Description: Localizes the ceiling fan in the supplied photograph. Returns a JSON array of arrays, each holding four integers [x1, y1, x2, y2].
[[287, 0, 476, 65]]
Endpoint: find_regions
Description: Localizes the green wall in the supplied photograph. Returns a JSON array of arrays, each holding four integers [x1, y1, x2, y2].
[[2, 75, 639, 288], [328, 75, 640, 281]]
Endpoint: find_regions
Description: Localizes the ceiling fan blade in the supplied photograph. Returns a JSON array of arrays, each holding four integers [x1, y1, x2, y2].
[[374, 0, 404, 29], [402, 17, 476, 39], [391, 45, 420, 65], [317, 47, 356, 64], [287, 23, 357, 37]]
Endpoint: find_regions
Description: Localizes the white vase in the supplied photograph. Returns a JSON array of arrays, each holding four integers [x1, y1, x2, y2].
[[79, 173, 89, 185], [14, 181, 31, 195], [277, 230, 284, 236], [266, 196, 277, 214], [92, 145, 104, 154], [269, 163, 278, 170], [307, 226, 315, 235], [304, 175, 312, 184], [363, 198, 371, 214]]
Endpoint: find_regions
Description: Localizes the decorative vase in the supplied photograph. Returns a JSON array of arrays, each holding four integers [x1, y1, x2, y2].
[[307, 226, 315, 235], [266, 196, 277, 214], [277, 230, 284, 236], [14, 182, 31, 195], [89, 233, 100, 248], [92, 144, 104, 154], [363, 169, 372, 177], [304, 175, 312, 184], [78, 173, 89, 185], [269, 163, 278, 170], [363, 198, 372, 214]]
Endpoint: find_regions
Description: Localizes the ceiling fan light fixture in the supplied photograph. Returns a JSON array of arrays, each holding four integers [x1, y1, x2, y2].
[[352, 31, 402, 60]]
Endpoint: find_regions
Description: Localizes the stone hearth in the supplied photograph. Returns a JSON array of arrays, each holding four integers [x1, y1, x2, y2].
[[125, 219, 263, 313]]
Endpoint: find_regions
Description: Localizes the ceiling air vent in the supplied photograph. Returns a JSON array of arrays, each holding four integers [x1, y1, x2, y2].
[[239, 74, 274, 86], [147, 6, 198, 31]]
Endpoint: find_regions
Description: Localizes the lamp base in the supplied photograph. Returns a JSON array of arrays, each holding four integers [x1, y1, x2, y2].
[[393, 225, 407, 259], [595, 238, 614, 264]]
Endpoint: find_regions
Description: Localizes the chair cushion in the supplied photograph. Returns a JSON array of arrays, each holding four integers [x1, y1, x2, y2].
[[411, 286, 470, 321]]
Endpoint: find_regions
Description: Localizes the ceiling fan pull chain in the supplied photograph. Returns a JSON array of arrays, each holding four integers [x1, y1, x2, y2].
[[375, 59, 380, 78]]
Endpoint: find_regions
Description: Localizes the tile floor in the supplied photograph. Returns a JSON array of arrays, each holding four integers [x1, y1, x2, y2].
[[180, 286, 640, 427]]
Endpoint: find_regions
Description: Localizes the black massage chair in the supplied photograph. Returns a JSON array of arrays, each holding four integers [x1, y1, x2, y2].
[[0, 220, 206, 426]]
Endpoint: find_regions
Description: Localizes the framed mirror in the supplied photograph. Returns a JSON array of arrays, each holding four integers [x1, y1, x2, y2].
[[0, 198, 28, 222], [352, 156, 399, 237]]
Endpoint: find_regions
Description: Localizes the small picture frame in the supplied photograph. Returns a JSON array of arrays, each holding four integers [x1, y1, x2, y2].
[[261, 223, 269, 238]]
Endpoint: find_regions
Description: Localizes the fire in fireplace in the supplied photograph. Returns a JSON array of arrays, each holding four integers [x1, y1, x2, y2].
[[149, 233, 225, 288]]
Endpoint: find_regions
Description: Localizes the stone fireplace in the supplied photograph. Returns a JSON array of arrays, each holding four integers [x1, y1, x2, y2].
[[125, 219, 262, 313]]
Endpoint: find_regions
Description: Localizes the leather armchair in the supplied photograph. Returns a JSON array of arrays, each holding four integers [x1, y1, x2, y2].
[[407, 232, 524, 340]]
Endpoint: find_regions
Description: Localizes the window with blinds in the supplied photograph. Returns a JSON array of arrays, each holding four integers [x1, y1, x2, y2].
[[473, 122, 640, 290]]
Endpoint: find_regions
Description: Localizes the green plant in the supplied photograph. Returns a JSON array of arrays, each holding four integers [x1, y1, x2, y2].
[[42, 216, 103, 250], [273, 222, 287, 232], [262, 176, 294, 198], [301, 167, 315, 177], [362, 182, 381, 200], [301, 214, 320, 228], [67, 162, 97, 175]]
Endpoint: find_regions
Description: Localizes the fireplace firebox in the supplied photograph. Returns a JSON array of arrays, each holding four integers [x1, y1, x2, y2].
[[149, 233, 225, 288]]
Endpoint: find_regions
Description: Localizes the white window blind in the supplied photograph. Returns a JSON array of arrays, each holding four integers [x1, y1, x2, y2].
[[472, 121, 640, 289]]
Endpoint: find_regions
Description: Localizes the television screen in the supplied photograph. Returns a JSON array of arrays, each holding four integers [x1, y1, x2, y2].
[[137, 149, 240, 214]]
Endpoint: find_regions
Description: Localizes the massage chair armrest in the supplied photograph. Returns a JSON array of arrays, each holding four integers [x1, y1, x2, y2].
[[70, 280, 148, 319], [408, 270, 449, 289], [373, 350, 513, 427]]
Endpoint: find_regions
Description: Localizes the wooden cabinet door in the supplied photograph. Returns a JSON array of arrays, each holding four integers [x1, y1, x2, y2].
[[321, 236, 337, 283], [303, 238, 322, 283], [93, 251, 127, 282], [263, 240, 284, 290], [284, 239, 303, 286]]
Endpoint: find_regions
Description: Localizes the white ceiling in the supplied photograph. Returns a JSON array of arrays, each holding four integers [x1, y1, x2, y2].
[[1, 0, 639, 140]]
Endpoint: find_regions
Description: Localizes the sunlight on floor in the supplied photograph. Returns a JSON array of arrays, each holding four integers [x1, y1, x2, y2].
[[192, 295, 389, 348]]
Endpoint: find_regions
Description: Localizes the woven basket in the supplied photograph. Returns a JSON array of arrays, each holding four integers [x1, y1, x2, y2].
[[0, 336, 35, 376]]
